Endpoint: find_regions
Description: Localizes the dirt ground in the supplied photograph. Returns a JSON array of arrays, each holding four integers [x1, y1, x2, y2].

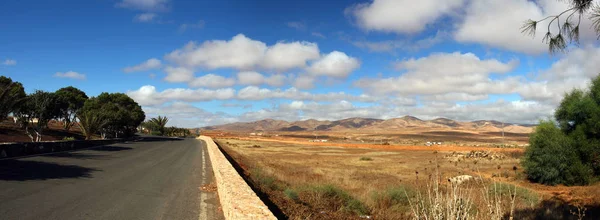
[[0, 119, 85, 142], [215, 135, 600, 220]]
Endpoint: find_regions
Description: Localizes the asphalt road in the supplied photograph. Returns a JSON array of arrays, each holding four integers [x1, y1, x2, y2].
[[0, 138, 223, 220]]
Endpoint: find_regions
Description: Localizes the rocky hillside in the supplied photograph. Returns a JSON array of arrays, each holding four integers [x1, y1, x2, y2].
[[202, 116, 535, 133]]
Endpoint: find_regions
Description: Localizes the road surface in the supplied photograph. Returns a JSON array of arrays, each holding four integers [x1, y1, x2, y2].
[[0, 138, 223, 220]]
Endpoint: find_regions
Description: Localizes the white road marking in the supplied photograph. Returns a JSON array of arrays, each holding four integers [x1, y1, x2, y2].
[[199, 143, 209, 220]]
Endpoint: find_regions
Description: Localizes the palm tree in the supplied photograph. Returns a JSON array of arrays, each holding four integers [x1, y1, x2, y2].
[[148, 116, 169, 136], [77, 111, 107, 140]]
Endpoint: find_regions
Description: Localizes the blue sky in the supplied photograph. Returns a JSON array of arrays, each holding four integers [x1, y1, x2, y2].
[[1, 0, 599, 127]]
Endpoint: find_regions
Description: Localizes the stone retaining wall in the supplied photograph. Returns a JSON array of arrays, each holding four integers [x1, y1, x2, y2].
[[197, 136, 276, 220]]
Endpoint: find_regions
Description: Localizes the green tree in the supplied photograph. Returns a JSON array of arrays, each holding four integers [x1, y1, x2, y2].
[[15, 91, 59, 142], [80, 93, 145, 138], [147, 116, 169, 136], [523, 75, 600, 185], [522, 0, 600, 53], [522, 121, 592, 185], [55, 86, 88, 131], [0, 76, 26, 119]]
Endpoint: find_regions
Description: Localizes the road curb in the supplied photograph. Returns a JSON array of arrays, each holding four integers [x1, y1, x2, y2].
[[197, 136, 276, 220]]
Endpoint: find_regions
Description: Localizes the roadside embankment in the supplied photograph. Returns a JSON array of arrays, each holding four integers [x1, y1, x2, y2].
[[197, 136, 276, 220]]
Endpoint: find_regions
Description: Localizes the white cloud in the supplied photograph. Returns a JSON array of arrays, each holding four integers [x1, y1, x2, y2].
[[352, 31, 448, 53], [134, 13, 156, 22], [144, 102, 237, 127], [355, 52, 518, 95], [236, 71, 287, 87], [179, 20, 205, 32], [164, 34, 358, 76], [2, 59, 16, 66], [116, 0, 169, 11], [54, 71, 86, 80], [123, 58, 162, 73], [165, 34, 267, 70], [292, 75, 316, 89], [163, 66, 194, 82], [127, 85, 236, 106], [189, 74, 236, 88], [347, 0, 465, 34], [308, 51, 360, 78], [261, 41, 320, 71], [454, 0, 598, 54]]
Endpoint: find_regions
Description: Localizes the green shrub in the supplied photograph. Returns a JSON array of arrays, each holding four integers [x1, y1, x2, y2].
[[371, 185, 415, 211], [250, 168, 279, 190], [359, 157, 373, 161], [489, 183, 540, 207], [307, 184, 369, 215], [62, 136, 75, 141], [522, 121, 593, 185], [284, 188, 299, 201]]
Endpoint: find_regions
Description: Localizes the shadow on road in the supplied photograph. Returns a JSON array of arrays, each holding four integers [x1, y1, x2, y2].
[[134, 137, 185, 142], [42, 152, 109, 160], [0, 160, 100, 181], [89, 146, 133, 152], [509, 199, 600, 220]]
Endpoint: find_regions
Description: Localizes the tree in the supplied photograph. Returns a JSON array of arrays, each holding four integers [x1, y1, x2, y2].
[[522, 0, 600, 53], [147, 116, 169, 136], [522, 121, 592, 185], [522, 74, 600, 185], [0, 76, 26, 119], [15, 91, 59, 142], [55, 86, 88, 131], [80, 93, 145, 138]]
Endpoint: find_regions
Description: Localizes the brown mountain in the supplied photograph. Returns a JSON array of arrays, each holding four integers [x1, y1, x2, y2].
[[202, 116, 534, 133]]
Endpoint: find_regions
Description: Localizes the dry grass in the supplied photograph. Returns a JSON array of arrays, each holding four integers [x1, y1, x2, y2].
[[216, 138, 555, 219]]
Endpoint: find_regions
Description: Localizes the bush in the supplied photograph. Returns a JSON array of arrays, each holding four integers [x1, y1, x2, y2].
[[62, 136, 75, 141], [371, 185, 414, 211], [306, 184, 369, 215], [522, 121, 593, 185], [284, 188, 299, 201], [359, 157, 373, 161], [250, 168, 279, 190], [489, 183, 540, 207]]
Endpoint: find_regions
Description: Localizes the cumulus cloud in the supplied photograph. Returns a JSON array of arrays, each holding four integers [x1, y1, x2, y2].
[[293, 75, 316, 89], [127, 85, 380, 106], [307, 51, 360, 78], [347, 0, 465, 34], [2, 59, 16, 66], [144, 102, 238, 127], [236, 71, 287, 87], [189, 74, 236, 88], [116, 0, 169, 11], [163, 66, 194, 82], [123, 58, 162, 73], [127, 85, 236, 106], [164, 34, 359, 76], [54, 71, 86, 80], [165, 34, 267, 70], [134, 13, 156, 22], [355, 52, 518, 95], [454, 0, 598, 54], [261, 41, 320, 71], [352, 31, 448, 53]]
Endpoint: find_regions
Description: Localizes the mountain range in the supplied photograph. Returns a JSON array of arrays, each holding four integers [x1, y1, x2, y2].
[[202, 116, 535, 133]]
